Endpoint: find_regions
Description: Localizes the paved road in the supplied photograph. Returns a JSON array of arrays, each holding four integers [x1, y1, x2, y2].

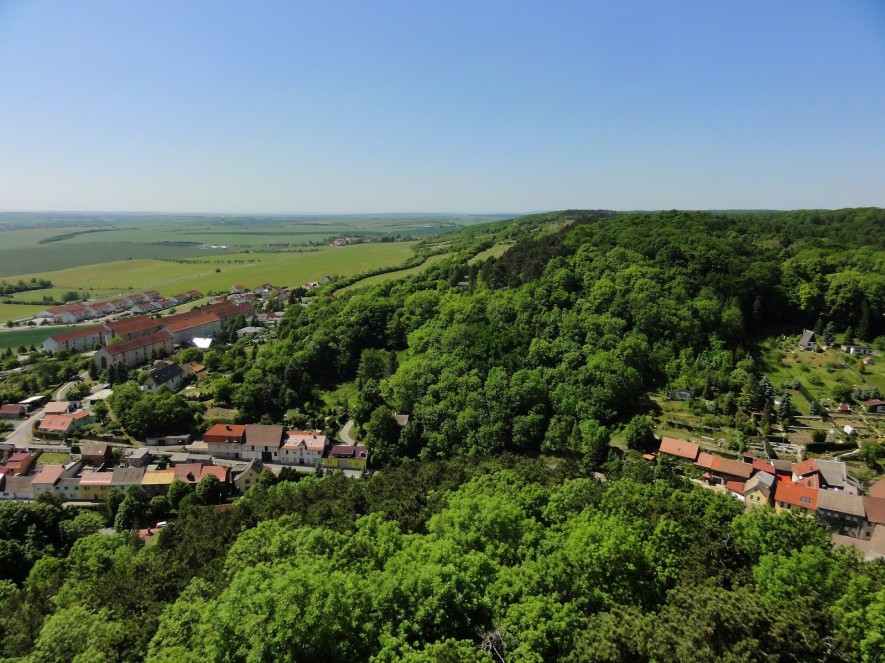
[[338, 419, 359, 445], [55, 372, 89, 401], [5, 409, 42, 449]]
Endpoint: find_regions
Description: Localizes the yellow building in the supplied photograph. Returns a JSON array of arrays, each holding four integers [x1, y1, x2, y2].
[[322, 444, 368, 471], [79, 471, 114, 501]]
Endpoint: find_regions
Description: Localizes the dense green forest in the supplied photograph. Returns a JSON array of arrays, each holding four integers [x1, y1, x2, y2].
[[2, 208, 885, 661], [229, 208, 884, 459], [1, 455, 883, 662]]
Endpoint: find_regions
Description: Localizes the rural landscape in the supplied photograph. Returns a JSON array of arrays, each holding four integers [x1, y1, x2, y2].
[[1, 208, 885, 662], [1, 1, 883, 662]]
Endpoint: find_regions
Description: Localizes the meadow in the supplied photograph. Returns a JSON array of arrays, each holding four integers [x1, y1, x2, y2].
[[0, 303, 52, 324], [8, 242, 419, 299], [0, 325, 78, 350], [336, 253, 453, 294]]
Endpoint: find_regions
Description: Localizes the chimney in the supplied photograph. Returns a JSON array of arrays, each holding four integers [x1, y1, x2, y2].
[[226, 425, 231, 431]]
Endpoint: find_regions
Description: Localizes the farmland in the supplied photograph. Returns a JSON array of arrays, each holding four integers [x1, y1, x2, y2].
[[0, 325, 79, 350], [336, 253, 454, 294]]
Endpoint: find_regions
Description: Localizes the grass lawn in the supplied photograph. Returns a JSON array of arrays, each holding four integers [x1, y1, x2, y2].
[[37, 452, 71, 465], [320, 381, 359, 410], [468, 242, 514, 264], [0, 325, 79, 349], [0, 303, 50, 324]]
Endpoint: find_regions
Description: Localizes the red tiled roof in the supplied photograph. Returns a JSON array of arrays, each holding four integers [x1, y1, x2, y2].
[[863, 496, 885, 524], [0, 404, 24, 415], [283, 430, 327, 452], [164, 312, 219, 333], [869, 478, 885, 500], [775, 482, 818, 510], [32, 464, 65, 485], [752, 459, 776, 475], [862, 399, 885, 407], [204, 424, 246, 443], [38, 414, 76, 432], [105, 315, 163, 337], [725, 480, 746, 495], [103, 330, 172, 357], [792, 459, 818, 477], [200, 465, 229, 482], [173, 463, 204, 484], [696, 453, 753, 479], [48, 325, 106, 344], [658, 437, 700, 461]]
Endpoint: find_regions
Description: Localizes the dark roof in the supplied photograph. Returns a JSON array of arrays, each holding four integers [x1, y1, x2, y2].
[[799, 329, 816, 346], [817, 490, 865, 517], [146, 363, 184, 385], [112, 466, 145, 485], [80, 443, 110, 457], [330, 444, 368, 459]]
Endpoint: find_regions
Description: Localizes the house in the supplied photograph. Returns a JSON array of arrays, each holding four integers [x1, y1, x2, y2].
[[841, 344, 872, 356], [861, 496, 885, 539], [31, 464, 68, 497], [236, 326, 263, 339], [0, 404, 26, 420], [242, 424, 286, 462], [744, 472, 776, 508], [868, 477, 885, 499], [173, 463, 206, 484], [774, 482, 818, 513], [141, 362, 185, 394], [199, 464, 230, 484], [140, 469, 176, 496], [42, 325, 108, 353], [817, 490, 866, 536], [861, 399, 885, 415], [750, 458, 776, 475], [163, 312, 222, 345], [56, 477, 82, 501], [180, 361, 206, 375], [323, 444, 368, 471], [44, 401, 79, 416], [203, 424, 246, 460], [695, 453, 753, 482], [667, 389, 693, 401], [93, 330, 174, 370], [4, 452, 39, 476], [792, 459, 818, 482], [125, 448, 152, 467], [80, 443, 112, 466], [78, 471, 114, 500], [111, 466, 146, 491], [230, 285, 247, 295], [104, 316, 166, 341], [657, 437, 700, 462], [231, 459, 262, 494], [36, 410, 92, 438], [37, 304, 92, 324], [815, 459, 861, 493], [798, 329, 817, 351], [0, 475, 34, 500], [280, 430, 327, 467]]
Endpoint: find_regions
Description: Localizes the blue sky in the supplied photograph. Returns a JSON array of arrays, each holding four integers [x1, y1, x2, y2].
[[0, 1, 883, 213]]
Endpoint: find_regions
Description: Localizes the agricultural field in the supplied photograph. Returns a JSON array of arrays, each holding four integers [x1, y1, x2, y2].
[[0, 325, 78, 350], [336, 253, 453, 294], [0, 303, 52, 324], [8, 242, 419, 300], [468, 241, 515, 264]]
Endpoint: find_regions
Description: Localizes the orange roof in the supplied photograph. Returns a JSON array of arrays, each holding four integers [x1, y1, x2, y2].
[[38, 414, 76, 432], [48, 325, 106, 343], [200, 465, 229, 482], [79, 471, 114, 486], [173, 463, 204, 483], [696, 452, 753, 479], [775, 481, 818, 510], [658, 437, 700, 461], [163, 312, 219, 333], [868, 478, 885, 499], [32, 464, 65, 485], [106, 315, 163, 337], [204, 423, 246, 441], [793, 459, 818, 477], [752, 459, 776, 474], [724, 480, 746, 495], [863, 496, 885, 525]]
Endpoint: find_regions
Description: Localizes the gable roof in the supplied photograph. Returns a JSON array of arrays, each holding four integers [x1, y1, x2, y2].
[[145, 362, 184, 385], [173, 463, 205, 483], [47, 325, 107, 344], [751, 459, 776, 475], [696, 453, 753, 479], [283, 430, 327, 452], [792, 459, 818, 478], [775, 482, 818, 510], [164, 312, 220, 333], [817, 490, 865, 518], [112, 466, 145, 486], [869, 478, 885, 499], [745, 472, 776, 495], [799, 329, 816, 346], [815, 459, 848, 489], [79, 471, 114, 486], [31, 464, 65, 486], [658, 437, 700, 461], [244, 424, 285, 449], [103, 330, 172, 357], [204, 423, 246, 441], [80, 443, 110, 457], [863, 496, 885, 525], [0, 404, 25, 415], [105, 316, 163, 338], [38, 414, 77, 432], [862, 399, 885, 408], [200, 465, 229, 482]]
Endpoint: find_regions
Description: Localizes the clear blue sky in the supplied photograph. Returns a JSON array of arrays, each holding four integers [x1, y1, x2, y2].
[[0, 1, 883, 213]]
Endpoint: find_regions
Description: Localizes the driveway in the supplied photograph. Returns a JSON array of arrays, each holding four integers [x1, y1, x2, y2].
[[5, 409, 42, 449], [338, 419, 360, 445]]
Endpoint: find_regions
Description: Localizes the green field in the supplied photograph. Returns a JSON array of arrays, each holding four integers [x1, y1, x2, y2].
[[0, 303, 52, 324], [337, 253, 453, 294], [0, 325, 78, 350], [468, 242, 514, 264], [8, 242, 419, 299]]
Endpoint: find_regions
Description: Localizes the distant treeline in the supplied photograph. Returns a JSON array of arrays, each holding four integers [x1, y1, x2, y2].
[[38, 228, 116, 244], [0, 277, 52, 296]]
